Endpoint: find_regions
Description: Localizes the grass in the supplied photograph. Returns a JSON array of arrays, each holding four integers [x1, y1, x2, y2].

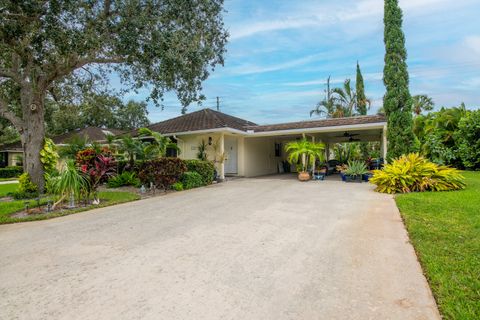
[[396, 171, 480, 319], [0, 191, 140, 224], [0, 182, 18, 197]]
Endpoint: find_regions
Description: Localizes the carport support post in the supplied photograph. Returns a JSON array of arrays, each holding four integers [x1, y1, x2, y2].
[[381, 125, 387, 163], [219, 133, 225, 180]]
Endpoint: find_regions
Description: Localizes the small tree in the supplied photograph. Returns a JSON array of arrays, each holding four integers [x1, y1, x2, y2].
[[383, 0, 415, 160], [355, 62, 369, 116]]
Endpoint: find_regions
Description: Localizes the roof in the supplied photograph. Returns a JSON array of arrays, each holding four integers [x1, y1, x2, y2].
[[0, 140, 22, 152], [145, 109, 386, 135], [246, 115, 386, 133], [0, 127, 125, 152], [146, 108, 257, 134], [51, 127, 125, 145]]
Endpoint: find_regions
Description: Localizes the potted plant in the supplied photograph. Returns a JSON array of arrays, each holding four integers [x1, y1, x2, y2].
[[344, 160, 368, 182], [285, 139, 325, 181], [313, 165, 327, 180], [344, 160, 369, 183], [336, 164, 348, 181], [363, 170, 374, 182]]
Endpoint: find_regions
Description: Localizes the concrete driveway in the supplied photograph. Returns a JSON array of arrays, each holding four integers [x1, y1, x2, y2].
[[0, 175, 439, 320]]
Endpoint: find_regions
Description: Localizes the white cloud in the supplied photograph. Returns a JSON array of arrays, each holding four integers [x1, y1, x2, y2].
[[226, 53, 328, 75], [284, 73, 384, 87], [228, 0, 471, 41]]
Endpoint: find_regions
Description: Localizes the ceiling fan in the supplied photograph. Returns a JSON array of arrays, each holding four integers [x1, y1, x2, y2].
[[334, 132, 360, 138], [347, 137, 361, 142]]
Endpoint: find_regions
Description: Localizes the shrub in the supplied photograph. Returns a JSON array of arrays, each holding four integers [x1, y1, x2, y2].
[[370, 153, 466, 194], [137, 158, 187, 190], [107, 172, 141, 188], [116, 159, 143, 174], [181, 171, 203, 189], [184, 159, 215, 185], [9, 191, 39, 200], [40, 138, 59, 174], [171, 182, 184, 191], [455, 110, 480, 170], [18, 173, 39, 194], [76, 147, 116, 195], [0, 166, 23, 178]]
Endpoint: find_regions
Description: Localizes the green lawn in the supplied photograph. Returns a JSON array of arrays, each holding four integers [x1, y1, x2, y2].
[[0, 191, 140, 224], [396, 171, 480, 319], [0, 182, 18, 197]]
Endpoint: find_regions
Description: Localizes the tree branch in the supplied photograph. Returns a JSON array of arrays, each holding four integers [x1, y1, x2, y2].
[[0, 95, 24, 131], [45, 55, 125, 85]]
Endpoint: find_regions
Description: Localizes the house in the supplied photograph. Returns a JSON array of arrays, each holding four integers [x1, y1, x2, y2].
[[0, 127, 125, 168], [144, 108, 387, 179]]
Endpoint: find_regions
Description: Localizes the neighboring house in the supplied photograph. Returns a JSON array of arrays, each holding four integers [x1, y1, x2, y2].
[[143, 108, 388, 179], [0, 127, 125, 168]]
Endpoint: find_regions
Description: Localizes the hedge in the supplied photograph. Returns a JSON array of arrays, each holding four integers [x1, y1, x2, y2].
[[137, 158, 187, 190], [181, 171, 204, 189], [0, 166, 23, 178], [183, 159, 215, 185], [116, 160, 144, 174]]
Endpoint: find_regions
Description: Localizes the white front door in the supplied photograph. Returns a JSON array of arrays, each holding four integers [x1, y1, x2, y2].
[[224, 136, 238, 174]]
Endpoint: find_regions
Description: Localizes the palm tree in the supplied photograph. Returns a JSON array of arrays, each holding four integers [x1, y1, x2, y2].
[[118, 134, 145, 167], [310, 76, 336, 118], [412, 95, 434, 115], [285, 139, 325, 173], [138, 127, 180, 158], [332, 79, 357, 117]]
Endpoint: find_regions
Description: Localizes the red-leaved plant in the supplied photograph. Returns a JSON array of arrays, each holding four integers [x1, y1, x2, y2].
[[77, 147, 116, 203]]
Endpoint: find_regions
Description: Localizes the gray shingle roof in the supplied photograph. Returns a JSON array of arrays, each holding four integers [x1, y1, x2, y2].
[[147, 108, 257, 134]]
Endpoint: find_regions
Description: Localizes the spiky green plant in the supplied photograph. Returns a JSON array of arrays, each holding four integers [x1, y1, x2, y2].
[[370, 153, 465, 194], [50, 160, 89, 209], [344, 160, 369, 177]]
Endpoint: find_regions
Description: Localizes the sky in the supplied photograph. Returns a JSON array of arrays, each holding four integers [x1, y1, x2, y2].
[[125, 0, 480, 125]]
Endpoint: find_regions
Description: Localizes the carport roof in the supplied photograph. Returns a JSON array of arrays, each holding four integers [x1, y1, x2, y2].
[[247, 114, 386, 133]]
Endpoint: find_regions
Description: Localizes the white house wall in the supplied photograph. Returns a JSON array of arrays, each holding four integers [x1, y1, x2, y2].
[[242, 136, 278, 177]]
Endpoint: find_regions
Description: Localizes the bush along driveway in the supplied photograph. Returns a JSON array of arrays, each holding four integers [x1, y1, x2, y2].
[[396, 171, 480, 319], [0, 177, 440, 319]]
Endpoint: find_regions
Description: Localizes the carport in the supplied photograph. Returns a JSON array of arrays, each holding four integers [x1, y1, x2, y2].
[[231, 115, 387, 177]]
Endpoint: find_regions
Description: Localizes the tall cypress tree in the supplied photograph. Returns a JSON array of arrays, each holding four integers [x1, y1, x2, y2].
[[356, 62, 369, 159], [383, 0, 415, 160], [356, 62, 367, 116]]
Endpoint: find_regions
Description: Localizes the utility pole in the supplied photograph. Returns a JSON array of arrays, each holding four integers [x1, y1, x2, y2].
[[216, 96, 220, 111]]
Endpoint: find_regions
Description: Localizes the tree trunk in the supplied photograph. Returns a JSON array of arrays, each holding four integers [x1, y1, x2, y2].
[[21, 86, 46, 192]]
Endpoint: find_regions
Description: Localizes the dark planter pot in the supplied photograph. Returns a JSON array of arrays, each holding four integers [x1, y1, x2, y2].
[[363, 173, 373, 182], [340, 172, 346, 181], [344, 174, 362, 183], [313, 173, 325, 180]]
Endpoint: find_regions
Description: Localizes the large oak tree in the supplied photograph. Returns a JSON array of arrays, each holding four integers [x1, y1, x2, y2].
[[0, 0, 227, 190]]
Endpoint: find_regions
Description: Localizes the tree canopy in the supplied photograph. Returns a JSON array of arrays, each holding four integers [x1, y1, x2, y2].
[[0, 0, 228, 190]]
